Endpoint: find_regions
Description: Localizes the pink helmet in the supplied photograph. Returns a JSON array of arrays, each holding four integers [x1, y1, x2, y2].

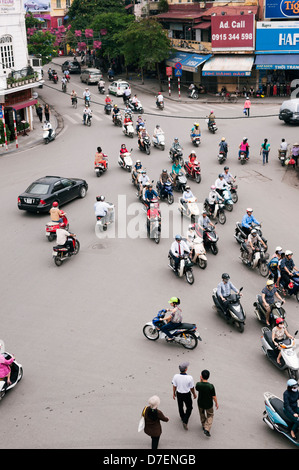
[[211, 185, 216, 190]]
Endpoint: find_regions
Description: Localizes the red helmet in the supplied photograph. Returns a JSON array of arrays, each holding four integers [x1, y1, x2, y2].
[[52, 201, 58, 207], [276, 318, 284, 325]]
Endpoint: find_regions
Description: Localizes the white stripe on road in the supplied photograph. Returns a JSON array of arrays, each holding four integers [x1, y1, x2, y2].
[[63, 114, 77, 124]]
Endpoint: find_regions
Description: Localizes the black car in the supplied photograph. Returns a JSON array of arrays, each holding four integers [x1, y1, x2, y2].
[[18, 176, 88, 213], [61, 61, 81, 74]]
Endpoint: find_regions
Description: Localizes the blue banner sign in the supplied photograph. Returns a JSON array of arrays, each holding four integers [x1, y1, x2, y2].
[[265, 0, 299, 19], [256, 21, 299, 53]]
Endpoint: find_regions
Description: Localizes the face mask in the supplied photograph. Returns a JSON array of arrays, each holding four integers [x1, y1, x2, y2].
[[278, 324, 284, 328], [292, 387, 298, 392]]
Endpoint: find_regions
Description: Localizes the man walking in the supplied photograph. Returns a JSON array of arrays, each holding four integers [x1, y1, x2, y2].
[[172, 362, 197, 430], [195, 369, 219, 437]]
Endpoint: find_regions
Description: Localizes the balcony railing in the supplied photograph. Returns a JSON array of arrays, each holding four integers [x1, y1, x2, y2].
[[170, 38, 212, 53], [6, 66, 38, 89]]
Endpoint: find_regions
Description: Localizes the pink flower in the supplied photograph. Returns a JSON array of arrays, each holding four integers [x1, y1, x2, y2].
[[75, 30, 82, 37], [78, 42, 87, 51], [100, 29, 107, 36], [93, 40, 102, 49], [67, 25, 71, 30], [85, 29, 93, 38]]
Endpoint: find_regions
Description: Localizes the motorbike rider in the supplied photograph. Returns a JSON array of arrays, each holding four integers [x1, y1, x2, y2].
[[215, 173, 229, 196], [279, 138, 288, 157], [180, 185, 195, 210], [43, 120, 53, 140], [138, 170, 150, 198], [98, 78, 105, 92], [268, 247, 283, 285], [63, 68, 70, 81], [208, 110, 215, 126], [50, 201, 64, 224], [138, 126, 150, 151], [198, 210, 215, 234], [187, 150, 197, 165], [219, 137, 228, 159], [153, 124, 164, 145], [107, 67, 114, 80], [208, 185, 223, 215], [70, 90, 77, 106], [131, 94, 140, 110], [144, 184, 159, 210], [170, 137, 182, 160], [245, 228, 267, 265], [223, 166, 235, 183], [272, 318, 294, 365], [83, 87, 91, 103], [146, 201, 161, 236], [156, 92, 164, 107], [238, 138, 250, 160], [94, 146, 107, 169], [119, 143, 129, 164], [132, 159, 142, 184], [48, 67, 53, 80], [280, 250, 298, 288], [61, 75, 67, 91], [123, 113, 133, 133], [190, 122, 201, 141], [261, 279, 284, 326], [104, 95, 112, 111], [112, 104, 121, 123], [170, 235, 190, 276], [158, 168, 172, 192], [136, 115, 145, 133], [160, 297, 183, 342], [171, 159, 184, 186], [186, 224, 200, 263], [216, 273, 241, 316], [283, 379, 299, 440], [56, 227, 75, 253], [94, 195, 112, 225], [241, 208, 260, 237], [83, 105, 92, 125], [123, 87, 131, 103]]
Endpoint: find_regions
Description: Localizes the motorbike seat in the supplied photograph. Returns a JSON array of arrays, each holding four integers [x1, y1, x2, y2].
[[257, 295, 264, 307], [177, 322, 195, 330], [269, 397, 293, 429], [54, 245, 68, 251]]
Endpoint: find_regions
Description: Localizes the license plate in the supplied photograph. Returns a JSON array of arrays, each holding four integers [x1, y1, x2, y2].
[[25, 198, 33, 203], [46, 232, 50, 236], [52, 251, 57, 256]]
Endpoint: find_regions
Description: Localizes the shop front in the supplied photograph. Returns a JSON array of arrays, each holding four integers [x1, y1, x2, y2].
[[166, 51, 212, 85]]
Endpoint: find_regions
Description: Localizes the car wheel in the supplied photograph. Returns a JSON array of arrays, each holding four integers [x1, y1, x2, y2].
[[79, 186, 87, 198]]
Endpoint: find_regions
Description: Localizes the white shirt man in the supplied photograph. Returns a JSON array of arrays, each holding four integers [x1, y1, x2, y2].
[[280, 140, 288, 151], [172, 362, 197, 430], [157, 94, 164, 103], [94, 200, 111, 217], [171, 239, 190, 258], [215, 175, 228, 191], [56, 228, 71, 246], [83, 88, 90, 99], [138, 172, 150, 197]]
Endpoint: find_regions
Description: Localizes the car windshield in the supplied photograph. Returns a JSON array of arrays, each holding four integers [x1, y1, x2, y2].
[[26, 183, 50, 195], [90, 72, 100, 76]]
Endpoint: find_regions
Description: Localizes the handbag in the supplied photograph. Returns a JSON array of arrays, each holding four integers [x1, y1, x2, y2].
[[138, 406, 147, 432]]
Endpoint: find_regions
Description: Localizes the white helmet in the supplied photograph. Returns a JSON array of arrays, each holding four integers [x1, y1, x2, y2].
[[285, 250, 293, 256], [275, 246, 282, 252]]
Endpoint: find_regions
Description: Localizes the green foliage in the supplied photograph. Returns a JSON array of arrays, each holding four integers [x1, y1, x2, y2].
[[0, 121, 11, 144], [90, 12, 134, 58], [25, 11, 42, 29], [158, 0, 169, 13], [68, 0, 127, 30], [27, 30, 57, 64]]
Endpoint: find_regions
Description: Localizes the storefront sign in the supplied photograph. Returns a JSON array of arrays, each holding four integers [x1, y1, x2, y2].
[[265, 0, 299, 19], [23, 0, 50, 13], [211, 15, 255, 51], [0, 0, 16, 12], [256, 21, 299, 53]]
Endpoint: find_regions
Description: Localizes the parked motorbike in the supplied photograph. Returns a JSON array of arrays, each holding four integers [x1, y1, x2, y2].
[[277, 272, 299, 302], [43, 126, 56, 144], [253, 297, 287, 328], [104, 103, 112, 115], [168, 252, 194, 285], [169, 146, 183, 166], [171, 172, 187, 193], [278, 149, 287, 166], [152, 133, 165, 151], [188, 85, 199, 100], [261, 328, 299, 380], [263, 391, 299, 447], [179, 197, 199, 223], [195, 224, 219, 255], [138, 136, 151, 155], [52, 235, 80, 267], [0, 351, 23, 401], [128, 99, 144, 114], [113, 113, 122, 127], [187, 235, 207, 269], [191, 135, 201, 147], [122, 122, 134, 138], [212, 287, 246, 332], [156, 181, 174, 205], [184, 159, 201, 184], [222, 187, 234, 211], [143, 310, 201, 350], [45, 211, 69, 242], [204, 198, 226, 225], [240, 242, 269, 277], [95, 203, 115, 233], [206, 119, 217, 133], [218, 151, 227, 164], [118, 151, 133, 172]]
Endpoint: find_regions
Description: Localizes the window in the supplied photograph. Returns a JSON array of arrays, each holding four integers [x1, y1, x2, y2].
[[57, 18, 63, 27], [66, 0, 71, 6], [56, 0, 61, 7], [0, 35, 14, 69]]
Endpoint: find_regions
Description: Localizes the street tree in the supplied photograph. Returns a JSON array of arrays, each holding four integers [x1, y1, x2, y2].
[[27, 30, 57, 64]]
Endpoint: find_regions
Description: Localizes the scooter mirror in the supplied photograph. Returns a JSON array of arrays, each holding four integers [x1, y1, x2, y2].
[[294, 330, 298, 336], [239, 287, 243, 292]]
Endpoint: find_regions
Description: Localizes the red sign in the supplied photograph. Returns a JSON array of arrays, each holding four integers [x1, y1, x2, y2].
[[166, 67, 172, 77], [211, 15, 254, 51]]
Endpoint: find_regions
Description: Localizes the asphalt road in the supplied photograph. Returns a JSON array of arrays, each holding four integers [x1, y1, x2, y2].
[[1, 61, 299, 450]]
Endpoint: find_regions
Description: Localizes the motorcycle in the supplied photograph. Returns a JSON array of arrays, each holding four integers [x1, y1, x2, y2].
[[143, 310, 202, 350], [263, 391, 299, 447], [187, 235, 207, 270], [240, 242, 269, 277], [171, 171, 187, 193], [128, 99, 144, 114], [204, 198, 226, 225], [65, 73, 70, 83], [52, 72, 58, 84], [122, 122, 134, 138], [169, 146, 183, 166], [113, 113, 122, 127], [118, 151, 133, 172], [138, 136, 151, 155], [95, 203, 115, 233], [218, 151, 227, 164], [179, 197, 200, 223], [277, 272, 299, 302], [239, 150, 248, 165], [168, 252, 194, 285], [98, 84, 105, 94], [253, 297, 287, 328], [83, 114, 92, 127], [152, 133, 165, 151], [104, 103, 112, 115], [184, 159, 201, 184], [191, 135, 201, 147], [278, 149, 287, 166], [71, 97, 77, 109], [212, 287, 246, 332], [45, 211, 69, 242], [261, 328, 299, 380], [195, 224, 219, 255], [43, 126, 56, 144], [188, 85, 199, 100], [156, 98, 164, 110], [95, 156, 108, 177], [52, 235, 80, 267], [62, 81, 67, 93], [0, 351, 23, 401], [234, 222, 266, 246], [84, 95, 91, 107], [206, 119, 217, 134], [147, 215, 161, 244], [156, 181, 174, 205], [227, 178, 238, 203], [222, 186, 234, 211]]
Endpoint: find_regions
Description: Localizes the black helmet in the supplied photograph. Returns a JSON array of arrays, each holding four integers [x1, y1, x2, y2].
[[222, 273, 230, 280], [96, 195, 105, 202]]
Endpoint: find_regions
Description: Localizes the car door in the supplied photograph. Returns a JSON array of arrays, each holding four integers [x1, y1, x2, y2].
[[52, 180, 68, 205], [61, 178, 77, 202]]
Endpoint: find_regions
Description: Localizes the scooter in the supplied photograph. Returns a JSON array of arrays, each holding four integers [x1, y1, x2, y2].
[[195, 224, 219, 255], [218, 151, 227, 164], [156, 99, 164, 110], [52, 235, 80, 267], [168, 252, 194, 285], [113, 113, 122, 127], [234, 222, 266, 246], [277, 272, 299, 302], [222, 187, 234, 211], [156, 181, 174, 205], [263, 391, 299, 447], [184, 159, 201, 184], [83, 114, 92, 127], [188, 85, 199, 100], [212, 287, 246, 332], [118, 151, 133, 172], [191, 135, 201, 147], [227, 179, 238, 203], [104, 103, 112, 115], [0, 350, 23, 401], [240, 243, 269, 277], [98, 83, 105, 94], [278, 149, 287, 166], [84, 95, 91, 107], [122, 122, 134, 138], [128, 99, 144, 114], [171, 172, 187, 193], [95, 203, 115, 233], [43, 126, 56, 144], [253, 297, 287, 328], [52, 72, 58, 84], [138, 136, 151, 155], [239, 150, 248, 165], [187, 235, 207, 269], [147, 216, 161, 244], [261, 328, 299, 380], [95, 160, 108, 178], [152, 133, 165, 151], [179, 197, 199, 223], [45, 211, 69, 242], [169, 146, 183, 166], [206, 119, 217, 133], [143, 310, 201, 350], [204, 198, 226, 225]]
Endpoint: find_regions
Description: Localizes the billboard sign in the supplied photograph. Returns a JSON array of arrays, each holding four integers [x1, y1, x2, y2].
[[256, 21, 299, 53], [265, 0, 299, 19], [23, 0, 50, 13], [211, 14, 255, 51]]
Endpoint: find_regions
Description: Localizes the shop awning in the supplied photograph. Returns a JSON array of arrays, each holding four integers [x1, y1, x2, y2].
[[255, 54, 299, 70], [10, 99, 37, 111], [202, 55, 254, 77], [193, 22, 211, 30], [166, 52, 212, 72]]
